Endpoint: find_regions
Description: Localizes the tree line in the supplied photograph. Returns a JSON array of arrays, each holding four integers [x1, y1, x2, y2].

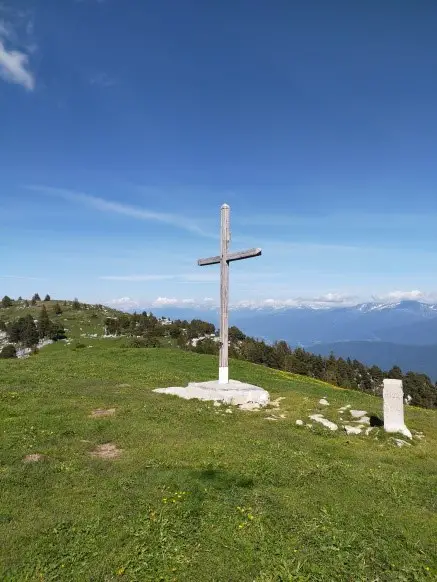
[[0, 304, 66, 358], [104, 311, 437, 410]]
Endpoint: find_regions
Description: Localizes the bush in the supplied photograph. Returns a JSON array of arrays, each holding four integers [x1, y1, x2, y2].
[[126, 337, 149, 348], [0, 344, 17, 359]]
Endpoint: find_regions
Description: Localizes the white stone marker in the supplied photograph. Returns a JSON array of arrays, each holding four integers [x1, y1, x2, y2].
[[383, 379, 412, 439]]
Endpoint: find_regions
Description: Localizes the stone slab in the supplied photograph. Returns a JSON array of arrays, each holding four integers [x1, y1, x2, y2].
[[383, 379, 412, 439], [153, 379, 270, 407]]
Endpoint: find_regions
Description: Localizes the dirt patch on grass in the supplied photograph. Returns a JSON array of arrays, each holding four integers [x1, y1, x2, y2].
[[23, 453, 45, 463], [90, 408, 116, 418], [90, 443, 122, 459], [117, 383, 130, 388]]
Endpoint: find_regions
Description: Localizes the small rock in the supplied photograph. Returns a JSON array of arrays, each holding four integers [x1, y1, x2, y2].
[[365, 427, 374, 436], [225, 408, 233, 414], [239, 402, 261, 411], [344, 425, 362, 435], [265, 416, 278, 421], [309, 414, 338, 431], [295, 419, 304, 426], [350, 410, 367, 418], [338, 405, 351, 412], [270, 397, 285, 408], [306, 423, 313, 428], [213, 401, 221, 407], [319, 398, 330, 406], [356, 416, 370, 425], [392, 438, 411, 448]]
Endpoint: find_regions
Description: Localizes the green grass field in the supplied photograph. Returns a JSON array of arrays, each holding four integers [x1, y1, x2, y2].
[[1, 345, 437, 581]]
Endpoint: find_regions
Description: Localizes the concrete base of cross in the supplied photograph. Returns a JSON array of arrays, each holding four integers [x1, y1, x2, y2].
[[153, 379, 270, 407]]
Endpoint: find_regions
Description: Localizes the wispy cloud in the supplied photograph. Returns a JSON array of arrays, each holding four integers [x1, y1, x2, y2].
[[0, 6, 36, 90], [238, 212, 437, 229], [0, 39, 34, 90], [0, 275, 42, 280], [90, 72, 117, 87], [27, 186, 214, 238], [100, 274, 175, 282]]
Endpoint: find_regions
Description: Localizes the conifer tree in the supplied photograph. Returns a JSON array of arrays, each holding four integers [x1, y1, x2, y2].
[[22, 315, 39, 348], [38, 305, 51, 339], [44, 294, 51, 302], [54, 303, 63, 315], [1, 296, 13, 308]]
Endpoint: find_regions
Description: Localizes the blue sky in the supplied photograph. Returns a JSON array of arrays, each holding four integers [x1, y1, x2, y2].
[[1, 0, 437, 309]]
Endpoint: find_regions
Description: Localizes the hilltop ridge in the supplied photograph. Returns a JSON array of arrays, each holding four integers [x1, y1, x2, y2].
[[1, 296, 436, 410]]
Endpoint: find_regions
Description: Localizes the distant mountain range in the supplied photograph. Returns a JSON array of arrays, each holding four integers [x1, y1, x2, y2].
[[138, 300, 437, 379]]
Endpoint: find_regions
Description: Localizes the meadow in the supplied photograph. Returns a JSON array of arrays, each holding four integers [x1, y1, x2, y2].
[[1, 344, 436, 581]]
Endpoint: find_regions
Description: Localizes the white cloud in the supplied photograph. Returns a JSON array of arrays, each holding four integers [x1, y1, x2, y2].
[[28, 186, 213, 237], [100, 274, 175, 282], [300, 292, 356, 304], [152, 297, 197, 307], [106, 297, 140, 309], [128, 294, 357, 310], [0, 38, 34, 90], [0, 6, 35, 91], [371, 290, 426, 302]]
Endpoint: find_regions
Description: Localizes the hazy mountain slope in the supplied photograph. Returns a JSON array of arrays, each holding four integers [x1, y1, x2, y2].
[[309, 341, 437, 380]]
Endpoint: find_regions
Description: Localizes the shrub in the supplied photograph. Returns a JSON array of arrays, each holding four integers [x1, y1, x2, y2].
[[0, 344, 17, 359]]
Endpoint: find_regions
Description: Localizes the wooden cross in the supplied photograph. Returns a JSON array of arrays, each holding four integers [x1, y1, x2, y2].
[[198, 204, 261, 384]]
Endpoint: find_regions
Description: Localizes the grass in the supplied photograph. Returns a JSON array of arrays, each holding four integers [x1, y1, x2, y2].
[[1, 345, 437, 581]]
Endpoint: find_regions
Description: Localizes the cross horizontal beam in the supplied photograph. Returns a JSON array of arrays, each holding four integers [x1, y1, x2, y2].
[[198, 247, 262, 267]]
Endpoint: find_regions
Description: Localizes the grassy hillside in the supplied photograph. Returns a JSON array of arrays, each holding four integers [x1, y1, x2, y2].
[[1, 345, 436, 581], [0, 299, 120, 340]]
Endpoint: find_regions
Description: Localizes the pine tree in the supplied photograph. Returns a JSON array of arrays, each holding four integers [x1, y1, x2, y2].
[[32, 293, 41, 302], [38, 305, 51, 339], [1, 296, 13, 308], [54, 302, 63, 315], [72, 298, 81, 310], [44, 294, 51, 302], [24, 299, 29, 308], [22, 315, 39, 348], [388, 365, 403, 379]]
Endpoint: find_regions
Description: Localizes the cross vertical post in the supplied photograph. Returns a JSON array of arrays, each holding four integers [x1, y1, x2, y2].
[[219, 204, 230, 384], [197, 204, 261, 385]]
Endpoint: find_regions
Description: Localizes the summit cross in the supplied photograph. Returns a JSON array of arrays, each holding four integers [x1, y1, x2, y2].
[[198, 204, 262, 384]]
